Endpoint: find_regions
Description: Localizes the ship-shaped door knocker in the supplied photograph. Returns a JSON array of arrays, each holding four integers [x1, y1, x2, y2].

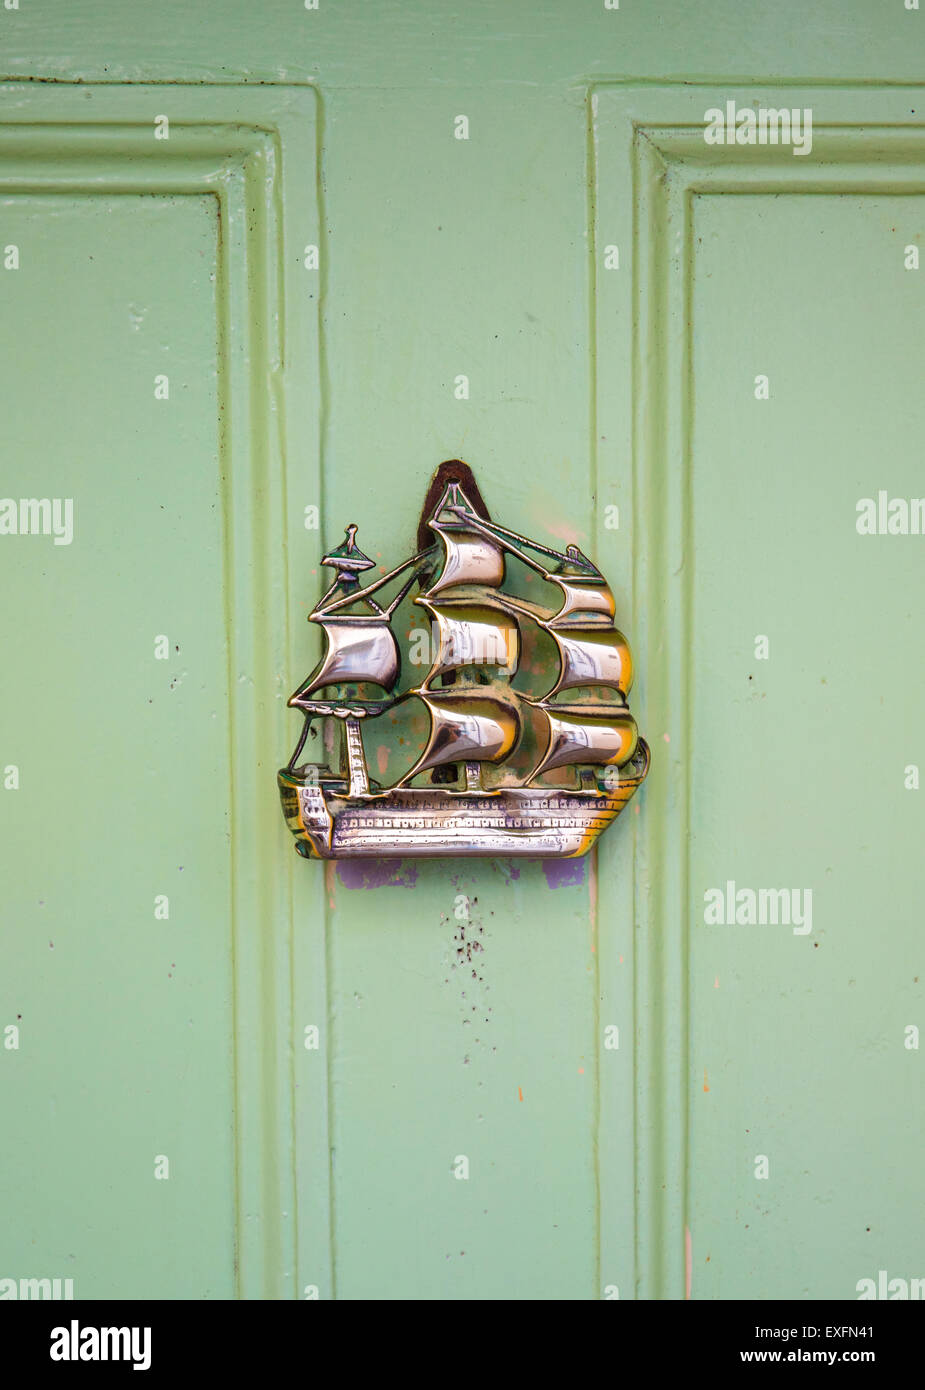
[[278, 461, 649, 858]]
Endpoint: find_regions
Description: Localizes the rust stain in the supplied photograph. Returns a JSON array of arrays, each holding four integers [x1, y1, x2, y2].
[[518, 1086, 523, 1102], [417, 460, 492, 552], [703, 1067, 710, 1093]]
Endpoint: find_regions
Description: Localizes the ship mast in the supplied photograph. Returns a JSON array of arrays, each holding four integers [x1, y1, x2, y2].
[[286, 526, 428, 795], [392, 482, 522, 791]]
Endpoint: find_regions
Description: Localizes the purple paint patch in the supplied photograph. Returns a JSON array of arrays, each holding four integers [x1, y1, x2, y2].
[[336, 858, 419, 890], [541, 858, 586, 889]]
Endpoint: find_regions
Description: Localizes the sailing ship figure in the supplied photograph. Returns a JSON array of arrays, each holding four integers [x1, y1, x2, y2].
[[278, 463, 649, 858]]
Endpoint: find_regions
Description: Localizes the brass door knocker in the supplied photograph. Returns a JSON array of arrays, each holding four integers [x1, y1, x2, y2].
[[279, 461, 648, 858]]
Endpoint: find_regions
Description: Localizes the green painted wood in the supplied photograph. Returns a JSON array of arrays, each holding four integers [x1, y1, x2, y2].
[[317, 83, 610, 1301], [2, 0, 923, 89], [596, 84, 925, 1298], [0, 84, 321, 1300], [1, 6, 923, 1303], [0, 186, 234, 1298]]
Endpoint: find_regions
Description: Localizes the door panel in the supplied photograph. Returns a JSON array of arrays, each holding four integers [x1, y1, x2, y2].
[[689, 188, 925, 1299], [0, 85, 320, 1300], [0, 190, 235, 1298], [596, 84, 925, 1299]]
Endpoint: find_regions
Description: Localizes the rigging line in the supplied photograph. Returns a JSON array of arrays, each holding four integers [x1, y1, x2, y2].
[[445, 506, 599, 575], [311, 578, 342, 613], [382, 566, 425, 618], [314, 547, 435, 615], [285, 715, 312, 773]]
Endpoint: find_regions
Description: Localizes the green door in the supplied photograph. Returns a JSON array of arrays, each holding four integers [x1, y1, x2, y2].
[[2, 3, 922, 1302]]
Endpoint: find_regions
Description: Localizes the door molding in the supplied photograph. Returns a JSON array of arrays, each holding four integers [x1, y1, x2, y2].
[[0, 82, 325, 1299], [591, 82, 925, 1299]]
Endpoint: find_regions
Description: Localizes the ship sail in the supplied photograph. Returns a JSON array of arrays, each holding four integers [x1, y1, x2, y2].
[[427, 525, 505, 593], [526, 615, 636, 782], [426, 488, 506, 594], [543, 627, 632, 700], [285, 522, 429, 784], [409, 483, 520, 682], [288, 617, 400, 710], [548, 577, 616, 625], [417, 597, 519, 687], [528, 706, 638, 782], [396, 689, 520, 785], [424, 505, 641, 787], [380, 480, 525, 789], [288, 523, 435, 715]]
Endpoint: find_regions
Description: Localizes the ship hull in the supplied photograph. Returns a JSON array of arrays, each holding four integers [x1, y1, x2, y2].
[[278, 740, 649, 859]]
